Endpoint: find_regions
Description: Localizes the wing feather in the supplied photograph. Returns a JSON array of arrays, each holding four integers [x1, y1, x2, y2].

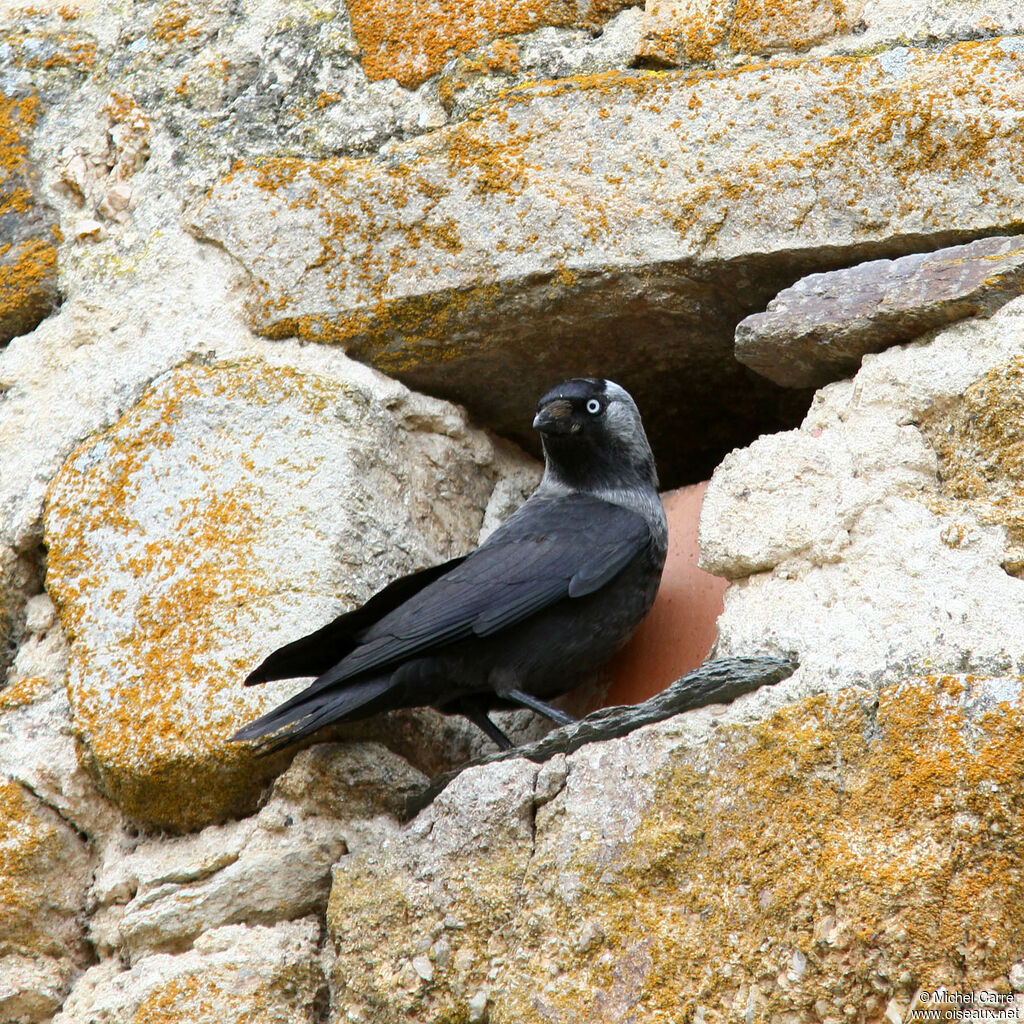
[[311, 494, 650, 687]]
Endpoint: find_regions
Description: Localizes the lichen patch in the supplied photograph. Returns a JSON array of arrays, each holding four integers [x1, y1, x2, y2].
[[925, 358, 1024, 577]]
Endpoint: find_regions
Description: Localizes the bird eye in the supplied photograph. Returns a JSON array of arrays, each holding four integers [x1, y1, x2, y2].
[[586, 398, 601, 415]]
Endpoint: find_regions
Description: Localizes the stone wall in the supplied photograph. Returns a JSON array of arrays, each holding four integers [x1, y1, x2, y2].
[[1, 0, 1023, 1020]]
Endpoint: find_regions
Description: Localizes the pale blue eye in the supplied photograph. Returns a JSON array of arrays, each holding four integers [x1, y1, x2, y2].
[[586, 399, 601, 415]]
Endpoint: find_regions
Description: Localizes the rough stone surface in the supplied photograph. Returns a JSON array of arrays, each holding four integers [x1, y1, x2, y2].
[[736, 235, 1024, 388], [43, 356, 525, 831], [328, 673, 1024, 1023], [195, 35, 1024, 482], [0, 596, 119, 840], [437, 11, 645, 120], [703, 296, 1024, 694], [408, 655, 796, 813], [926, 357, 1024, 578], [2, 0, 1023, 1020], [0, 774, 91, 1022], [347, 0, 642, 89], [88, 742, 423, 961], [53, 921, 326, 1024], [636, 0, 1024, 68], [0, 90, 60, 347]]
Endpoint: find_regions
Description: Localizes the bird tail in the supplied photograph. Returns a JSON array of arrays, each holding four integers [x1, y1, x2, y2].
[[231, 676, 391, 756]]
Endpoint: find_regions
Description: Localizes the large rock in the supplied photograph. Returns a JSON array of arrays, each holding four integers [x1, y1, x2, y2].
[[702, 296, 1024, 692], [735, 235, 1024, 388], [195, 35, 1024, 483], [90, 742, 425, 961], [53, 921, 326, 1024], [43, 355, 529, 831], [327, 674, 1024, 1023], [0, 90, 60, 347]]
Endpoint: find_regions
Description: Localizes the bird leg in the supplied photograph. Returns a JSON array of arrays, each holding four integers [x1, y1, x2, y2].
[[505, 689, 577, 726], [460, 704, 514, 750]]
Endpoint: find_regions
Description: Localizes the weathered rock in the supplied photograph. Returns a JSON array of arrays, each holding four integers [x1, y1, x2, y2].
[[89, 742, 423, 961], [53, 921, 326, 1024], [0, 775, 90, 962], [0, 954, 68, 1024], [347, 0, 642, 89], [0, 773, 91, 1022], [635, 0, 1024, 68], [438, 10, 645, 120], [0, 595, 121, 842], [703, 296, 1024, 692], [0, 544, 41, 678], [328, 673, 1024, 1023], [195, 36, 1024, 483], [0, 90, 60, 347], [926, 357, 1024, 578], [43, 355, 527, 831], [636, 0, 849, 65], [736, 235, 1024, 388]]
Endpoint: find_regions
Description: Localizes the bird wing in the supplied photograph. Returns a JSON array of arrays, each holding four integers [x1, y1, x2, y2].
[[233, 493, 651, 750], [244, 555, 467, 685], [308, 493, 651, 691]]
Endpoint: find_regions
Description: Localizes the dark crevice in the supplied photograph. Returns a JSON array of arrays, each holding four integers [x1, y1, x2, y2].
[[349, 225, 1024, 491], [1, 542, 46, 685]]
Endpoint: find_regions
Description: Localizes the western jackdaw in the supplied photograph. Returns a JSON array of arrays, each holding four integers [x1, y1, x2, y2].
[[233, 378, 668, 752]]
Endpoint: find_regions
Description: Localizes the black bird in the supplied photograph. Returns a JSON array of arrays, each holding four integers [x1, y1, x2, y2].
[[233, 378, 669, 753]]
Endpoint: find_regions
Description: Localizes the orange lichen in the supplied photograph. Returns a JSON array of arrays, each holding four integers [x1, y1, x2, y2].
[[0, 776, 85, 959], [925, 358, 1024, 576], [0, 675, 53, 713], [325, 676, 1024, 1023], [149, 0, 201, 45], [729, 0, 851, 55], [0, 92, 59, 342], [0, 235, 59, 333], [346, 0, 641, 90], [208, 35, 1024, 372], [493, 678, 1024, 1023], [42, 360, 352, 830]]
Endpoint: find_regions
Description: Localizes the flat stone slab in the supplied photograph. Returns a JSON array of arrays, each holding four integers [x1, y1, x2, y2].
[[195, 36, 1024, 484], [736, 235, 1024, 388], [347, 0, 640, 89]]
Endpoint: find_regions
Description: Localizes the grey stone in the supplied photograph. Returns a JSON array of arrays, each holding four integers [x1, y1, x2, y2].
[[53, 921, 326, 1024], [735, 236, 1024, 388], [704, 296, 1024, 695]]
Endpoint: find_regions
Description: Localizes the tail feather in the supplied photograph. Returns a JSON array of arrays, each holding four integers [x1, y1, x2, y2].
[[231, 676, 392, 750]]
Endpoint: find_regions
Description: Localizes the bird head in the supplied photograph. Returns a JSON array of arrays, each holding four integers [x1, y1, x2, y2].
[[533, 378, 658, 493]]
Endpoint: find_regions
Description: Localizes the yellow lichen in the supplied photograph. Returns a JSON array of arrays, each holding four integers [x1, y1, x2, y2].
[[0, 776, 84, 959], [925, 358, 1024, 576], [43, 359, 353, 831], [346, 0, 641, 90], [500, 678, 1024, 1022], [213, 36, 1024, 371], [0, 675, 53, 713]]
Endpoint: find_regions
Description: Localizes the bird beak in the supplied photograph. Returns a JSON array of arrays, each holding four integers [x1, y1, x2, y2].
[[533, 399, 575, 436]]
